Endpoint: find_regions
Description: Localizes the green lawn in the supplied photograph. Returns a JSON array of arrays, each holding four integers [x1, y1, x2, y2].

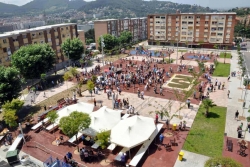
[[167, 82, 190, 89], [213, 63, 230, 77], [219, 52, 231, 58], [183, 106, 226, 157], [178, 49, 188, 52]]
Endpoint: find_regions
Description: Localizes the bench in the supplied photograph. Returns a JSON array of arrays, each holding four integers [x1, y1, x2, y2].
[[91, 142, 100, 149], [8, 134, 24, 151], [68, 132, 83, 143], [31, 118, 49, 131], [122, 114, 130, 120], [46, 123, 59, 132], [129, 123, 164, 167], [107, 143, 116, 151]]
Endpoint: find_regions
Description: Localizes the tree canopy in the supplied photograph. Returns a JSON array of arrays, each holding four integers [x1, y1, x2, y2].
[[11, 44, 56, 79], [59, 111, 91, 137], [119, 31, 132, 45], [205, 157, 242, 167], [98, 34, 117, 50], [3, 110, 18, 128], [61, 38, 84, 61], [2, 99, 24, 113], [0, 66, 22, 104]]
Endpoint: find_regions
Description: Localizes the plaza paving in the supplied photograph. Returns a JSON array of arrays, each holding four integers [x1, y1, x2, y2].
[[1, 48, 249, 167]]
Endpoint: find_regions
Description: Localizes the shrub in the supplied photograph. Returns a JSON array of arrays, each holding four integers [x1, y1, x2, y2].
[[205, 157, 242, 167]]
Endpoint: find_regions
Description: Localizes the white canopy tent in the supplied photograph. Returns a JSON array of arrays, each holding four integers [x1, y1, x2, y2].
[[110, 115, 156, 149], [81, 106, 122, 136], [55, 102, 94, 124]]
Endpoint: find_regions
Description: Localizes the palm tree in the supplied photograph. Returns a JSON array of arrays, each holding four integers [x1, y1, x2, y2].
[[202, 99, 216, 117]]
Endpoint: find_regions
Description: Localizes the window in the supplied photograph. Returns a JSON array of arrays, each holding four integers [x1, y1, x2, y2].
[[57, 49, 61, 53], [61, 28, 64, 30], [34, 42, 37, 44], [205, 27, 208, 30], [3, 39, 7, 43], [161, 16, 165, 19], [228, 15, 232, 19], [205, 16, 209, 19], [196, 32, 199, 36], [227, 28, 231, 31], [218, 27, 224, 31], [196, 21, 200, 24], [205, 21, 209, 25], [196, 16, 200, 19], [168, 16, 171, 19], [182, 21, 187, 24], [217, 33, 223, 36], [188, 22, 193, 24], [62, 34, 65, 38], [32, 33, 35, 37], [188, 16, 193, 19], [38, 32, 42, 35], [3, 47, 7, 52], [156, 16, 160, 18], [40, 40, 44, 43], [227, 22, 232, 25]]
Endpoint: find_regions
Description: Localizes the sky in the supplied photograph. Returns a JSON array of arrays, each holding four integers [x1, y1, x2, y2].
[[0, 0, 250, 9]]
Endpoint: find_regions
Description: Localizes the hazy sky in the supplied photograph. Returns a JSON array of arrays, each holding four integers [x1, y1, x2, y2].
[[0, 0, 250, 9]]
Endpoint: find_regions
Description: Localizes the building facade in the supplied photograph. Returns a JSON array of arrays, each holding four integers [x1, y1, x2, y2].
[[94, 17, 148, 48], [0, 23, 77, 66], [147, 12, 236, 48]]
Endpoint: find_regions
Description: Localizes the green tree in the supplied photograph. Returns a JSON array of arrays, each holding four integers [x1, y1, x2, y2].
[[61, 38, 84, 61], [98, 34, 117, 51], [0, 66, 22, 104], [119, 31, 132, 45], [69, 67, 79, 77], [11, 44, 56, 79], [205, 157, 242, 167], [96, 130, 110, 149], [2, 99, 24, 113], [3, 110, 18, 134], [85, 29, 95, 41], [46, 110, 59, 134], [59, 111, 91, 138], [63, 71, 73, 92], [202, 99, 217, 117], [87, 80, 95, 97]]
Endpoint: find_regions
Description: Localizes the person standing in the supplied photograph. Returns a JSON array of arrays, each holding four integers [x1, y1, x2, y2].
[[165, 119, 169, 130], [186, 99, 191, 109], [155, 114, 159, 123], [160, 87, 163, 96], [227, 90, 230, 98], [235, 110, 239, 120], [159, 133, 164, 145], [94, 98, 96, 106]]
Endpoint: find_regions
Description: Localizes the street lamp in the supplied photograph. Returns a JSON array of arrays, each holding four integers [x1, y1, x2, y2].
[[100, 35, 105, 66]]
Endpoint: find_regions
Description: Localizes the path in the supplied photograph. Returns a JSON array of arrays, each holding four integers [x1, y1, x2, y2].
[[225, 51, 250, 141]]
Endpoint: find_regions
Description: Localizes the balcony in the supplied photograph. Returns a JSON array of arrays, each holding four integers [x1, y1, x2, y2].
[[204, 29, 208, 32], [228, 18, 232, 21], [227, 24, 231, 27]]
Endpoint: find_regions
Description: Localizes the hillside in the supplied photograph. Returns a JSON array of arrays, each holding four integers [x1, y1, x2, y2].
[[78, 0, 217, 18], [228, 7, 250, 16], [0, 0, 86, 15], [0, 2, 20, 13]]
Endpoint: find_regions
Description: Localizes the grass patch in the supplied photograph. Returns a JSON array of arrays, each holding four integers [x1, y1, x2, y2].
[[167, 83, 190, 89], [27, 84, 87, 117], [219, 52, 231, 58], [178, 50, 188, 52], [164, 58, 174, 64], [104, 54, 128, 62], [213, 63, 230, 77], [183, 106, 226, 157]]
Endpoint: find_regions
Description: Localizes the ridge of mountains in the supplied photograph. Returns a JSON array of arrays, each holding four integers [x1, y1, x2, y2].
[[0, 0, 218, 18]]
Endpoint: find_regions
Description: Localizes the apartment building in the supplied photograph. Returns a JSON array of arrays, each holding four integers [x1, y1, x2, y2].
[[94, 17, 148, 48], [0, 23, 77, 66], [147, 12, 236, 48]]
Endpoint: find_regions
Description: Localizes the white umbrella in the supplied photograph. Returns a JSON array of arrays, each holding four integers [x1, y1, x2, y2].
[[110, 115, 156, 149], [81, 106, 122, 136], [55, 102, 94, 124]]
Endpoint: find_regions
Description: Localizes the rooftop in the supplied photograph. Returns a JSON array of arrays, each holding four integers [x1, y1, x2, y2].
[[148, 12, 237, 15], [0, 23, 76, 38]]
